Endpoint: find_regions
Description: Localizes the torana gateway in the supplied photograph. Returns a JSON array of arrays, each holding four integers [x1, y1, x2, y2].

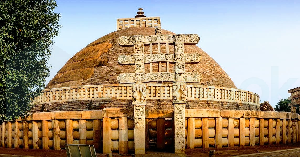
[[0, 9, 299, 155]]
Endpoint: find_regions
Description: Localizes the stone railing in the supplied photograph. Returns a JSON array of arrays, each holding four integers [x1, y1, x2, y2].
[[186, 85, 260, 105], [117, 17, 161, 30], [0, 109, 299, 153], [33, 84, 260, 106]]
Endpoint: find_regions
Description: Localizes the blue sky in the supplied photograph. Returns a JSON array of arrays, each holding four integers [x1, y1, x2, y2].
[[48, 0, 300, 107]]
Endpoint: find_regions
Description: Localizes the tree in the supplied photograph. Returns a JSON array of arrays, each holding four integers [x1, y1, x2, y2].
[[0, 0, 60, 120], [260, 101, 274, 111], [274, 99, 291, 112]]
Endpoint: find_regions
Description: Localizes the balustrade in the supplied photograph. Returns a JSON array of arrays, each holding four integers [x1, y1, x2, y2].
[[33, 85, 259, 105]]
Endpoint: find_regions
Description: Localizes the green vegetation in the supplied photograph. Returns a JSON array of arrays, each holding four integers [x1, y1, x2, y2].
[[274, 99, 291, 112], [0, 0, 60, 120]]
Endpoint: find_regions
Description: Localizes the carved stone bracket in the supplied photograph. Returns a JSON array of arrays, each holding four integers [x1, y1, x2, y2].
[[172, 83, 187, 104], [132, 83, 147, 105]]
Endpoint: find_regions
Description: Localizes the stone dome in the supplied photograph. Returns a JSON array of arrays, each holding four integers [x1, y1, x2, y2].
[[46, 27, 236, 89], [32, 11, 260, 114]]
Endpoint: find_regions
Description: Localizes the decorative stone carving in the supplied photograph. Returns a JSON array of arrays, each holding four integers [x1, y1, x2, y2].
[[135, 73, 144, 82], [134, 54, 144, 74], [118, 34, 200, 46], [120, 53, 201, 64], [118, 55, 135, 64], [175, 44, 184, 56], [144, 72, 175, 82], [118, 36, 136, 46], [175, 34, 185, 43], [134, 41, 143, 53], [172, 83, 187, 103], [183, 72, 200, 83], [174, 103, 185, 153], [133, 103, 146, 154], [185, 53, 201, 63], [134, 104, 145, 128], [182, 34, 200, 43], [145, 54, 174, 63], [132, 84, 147, 105], [118, 72, 199, 83], [117, 33, 201, 155], [117, 73, 135, 83], [33, 84, 260, 106], [174, 38, 185, 74], [175, 62, 185, 73]]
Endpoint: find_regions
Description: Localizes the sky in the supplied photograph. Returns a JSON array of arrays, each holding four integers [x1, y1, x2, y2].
[[48, 0, 300, 107]]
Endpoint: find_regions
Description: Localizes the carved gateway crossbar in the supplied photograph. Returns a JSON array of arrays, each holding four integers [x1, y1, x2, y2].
[[32, 84, 260, 105], [117, 34, 201, 83]]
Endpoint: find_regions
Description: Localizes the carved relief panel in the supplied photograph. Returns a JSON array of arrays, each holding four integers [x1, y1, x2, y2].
[[132, 83, 147, 105], [172, 83, 187, 104]]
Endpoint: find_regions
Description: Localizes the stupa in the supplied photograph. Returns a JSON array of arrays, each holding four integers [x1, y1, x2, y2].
[[1, 9, 299, 156], [31, 8, 261, 154], [33, 8, 260, 114]]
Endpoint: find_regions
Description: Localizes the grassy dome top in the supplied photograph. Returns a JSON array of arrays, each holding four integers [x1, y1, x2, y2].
[[46, 27, 236, 89]]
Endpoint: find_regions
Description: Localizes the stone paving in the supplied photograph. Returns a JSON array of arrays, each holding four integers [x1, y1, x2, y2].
[[235, 148, 300, 157]]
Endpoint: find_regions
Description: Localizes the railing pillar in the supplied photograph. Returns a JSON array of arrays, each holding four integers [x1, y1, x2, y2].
[[119, 117, 128, 154], [79, 120, 86, 144], [8, 122, 12, 148], [249, 118, 255, 146], [268, 119, 273, 145], [66, 119, 73, 145], [14, 121, 19, 148], [282, 119, 287, 144], [259, 119, 264, 145], [42, 120, 49, 149], [32, 121, 39, 149], [228, 118, 234, 147], [23, 122, 29, 149], [276, 119, 280, 144], [239, 118, 245, 147], [53, 120, 60, 150], [187, 118, 195, 149], [103, 117, 112, 155], [202, 118, 209, 149], [216, 117, 222, 149]]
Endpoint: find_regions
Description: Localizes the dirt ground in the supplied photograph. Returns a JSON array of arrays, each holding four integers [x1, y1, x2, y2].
[[0, 143, 299, 157]]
